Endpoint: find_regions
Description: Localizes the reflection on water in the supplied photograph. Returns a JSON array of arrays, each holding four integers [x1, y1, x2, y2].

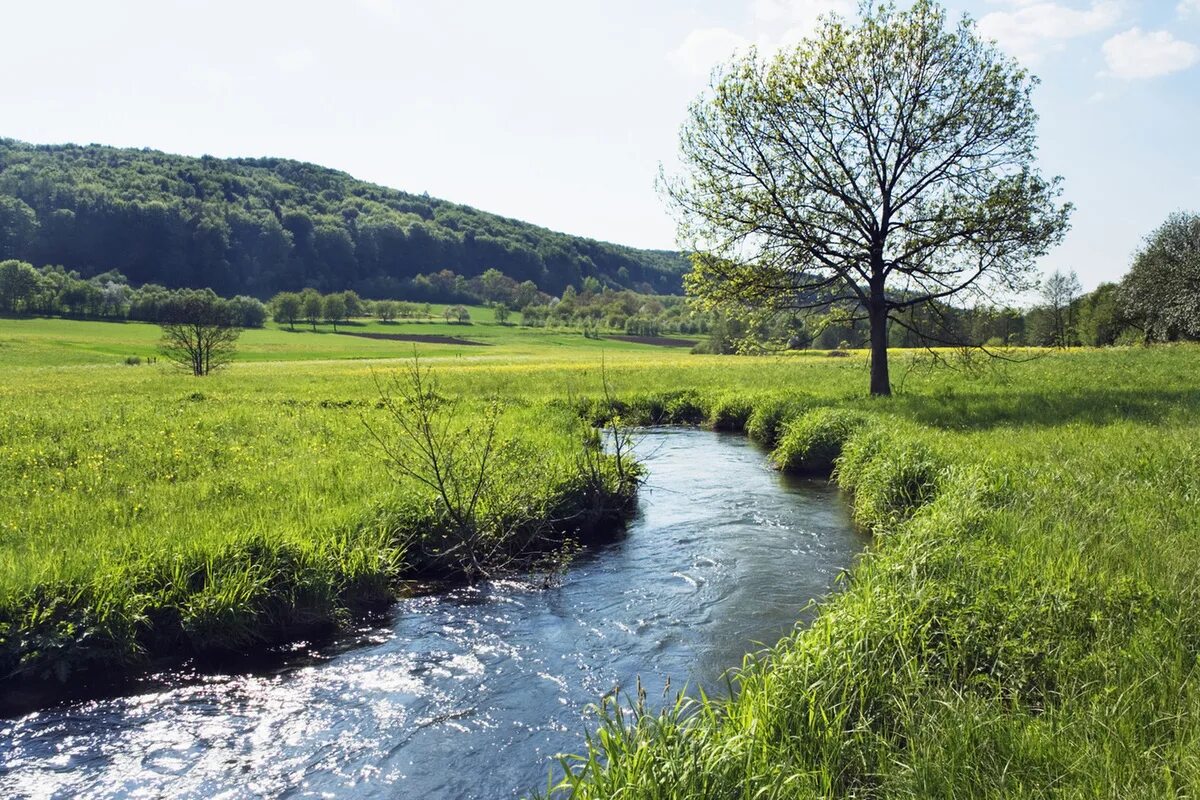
[[0, 429, 863, 799]]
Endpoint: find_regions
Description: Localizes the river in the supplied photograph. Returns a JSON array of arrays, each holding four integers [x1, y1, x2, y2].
[[0, 428, 863, 799]]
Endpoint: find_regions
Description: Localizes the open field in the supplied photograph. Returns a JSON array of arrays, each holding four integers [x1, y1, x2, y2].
[[0, 307, 696, 368], [2, 316, 1200, 796]]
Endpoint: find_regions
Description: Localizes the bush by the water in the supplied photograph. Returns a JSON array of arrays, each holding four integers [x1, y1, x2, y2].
[[771, 407, 869, 474]]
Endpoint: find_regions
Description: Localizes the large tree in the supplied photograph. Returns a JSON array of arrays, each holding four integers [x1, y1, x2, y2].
[[667, 0, 1071, 394], [1119, 212, 1200, 343]]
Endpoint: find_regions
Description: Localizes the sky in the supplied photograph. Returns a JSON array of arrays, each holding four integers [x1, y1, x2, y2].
[[2, 0, 1198, 290]]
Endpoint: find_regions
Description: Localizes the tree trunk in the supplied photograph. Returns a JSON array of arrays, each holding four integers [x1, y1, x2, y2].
[[868, 301, 891, 397]]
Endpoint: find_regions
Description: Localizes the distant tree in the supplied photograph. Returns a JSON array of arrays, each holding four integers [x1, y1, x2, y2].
[[0, 197, 38, 257], [158, 290, 241, 376], [228, 295, 268, 328], [376, 299, 399, 322], [58, 279, 100, 316], [0, 259, 39, 314], [667, 0, 1071, 394], [95, 279, 131, 318], [1119, 212, 1200, 342], [493, 303, 510, 325], [271, 291, 302, 330], [558, 285, 577, 314], [514, 280, 540, 308], [1075, 282, 1123, 346], [300, 288, 323, 331], [341, 289, 364, 319], [1040, 269, 1082, 347], [323, 292, 348, 332], [444, 304, 471, 324], [479, 268, 516, 304]]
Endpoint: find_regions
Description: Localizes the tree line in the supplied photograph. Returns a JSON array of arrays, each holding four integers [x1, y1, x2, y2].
[[0, 139, 687, 300], [515, 281, 713, 338], [0, 259, 268, 327], [697, 209, 1200, 354], [6, 207, 1195, 355]]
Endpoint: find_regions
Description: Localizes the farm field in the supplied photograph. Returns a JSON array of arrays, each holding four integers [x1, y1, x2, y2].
[[2, 316, 1200, 797]]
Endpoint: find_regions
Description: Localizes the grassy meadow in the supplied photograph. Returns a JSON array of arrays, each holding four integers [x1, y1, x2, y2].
[[2, 312, 1200, 796]]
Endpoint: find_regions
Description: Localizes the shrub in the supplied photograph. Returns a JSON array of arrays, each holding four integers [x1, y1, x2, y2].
[[771, 408, 869, 474], [706, 395, 754, 431], [663, 390, 707, 425], [836, 431, 942, 531], [619, 390, 706, 425], [745, 396, 809, 445]]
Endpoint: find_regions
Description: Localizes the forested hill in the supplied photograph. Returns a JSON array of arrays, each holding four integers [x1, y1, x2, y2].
[[0, 139, 688, 298]]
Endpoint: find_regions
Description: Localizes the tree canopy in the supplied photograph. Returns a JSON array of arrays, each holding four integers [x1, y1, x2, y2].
[[1118, 211, 1200, 343], [670, 0, 1071, 394], [156, 289, 243, 376]]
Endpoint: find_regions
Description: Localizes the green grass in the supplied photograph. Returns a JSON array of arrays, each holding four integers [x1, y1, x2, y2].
[[0, 308, 696, 368], [547, 349, 1200, 799], [3, 316, 1200, 797]]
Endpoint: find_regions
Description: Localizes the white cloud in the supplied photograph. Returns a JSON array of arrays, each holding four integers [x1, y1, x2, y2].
[[752, 0, 854, 31], [668, 28, 751, 78], [1102, 27, 1200, 78], [668, 0, 852, 78], [977, 1, 1124, 62], [1180, 0, 1200, 19]]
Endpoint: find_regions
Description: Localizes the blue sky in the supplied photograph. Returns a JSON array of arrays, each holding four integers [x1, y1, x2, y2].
[[3, 1, 1198, 289]]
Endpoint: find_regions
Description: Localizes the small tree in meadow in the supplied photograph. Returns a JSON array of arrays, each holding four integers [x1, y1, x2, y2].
[[323, 293, 348, 332], [271, 292, 302, 330], [158, 290, 241, 376], [494, 303, 511, 325], [376, 299, 399, 322], [300, 288, 323, 331], [341, 290, 364, 319]]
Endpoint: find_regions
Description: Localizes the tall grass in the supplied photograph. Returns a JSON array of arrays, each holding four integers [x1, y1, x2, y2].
[[547, 363, 1200, 798], [0, 359, 636, 682]]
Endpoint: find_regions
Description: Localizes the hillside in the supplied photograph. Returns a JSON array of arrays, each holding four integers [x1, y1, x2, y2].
[[0, 139, 688, 298]]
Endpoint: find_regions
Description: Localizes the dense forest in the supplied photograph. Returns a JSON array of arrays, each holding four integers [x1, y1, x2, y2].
[[0, 139, 688, 299]]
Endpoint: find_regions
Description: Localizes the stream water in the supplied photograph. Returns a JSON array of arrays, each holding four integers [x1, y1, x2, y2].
[[0, 428, 863, 799]]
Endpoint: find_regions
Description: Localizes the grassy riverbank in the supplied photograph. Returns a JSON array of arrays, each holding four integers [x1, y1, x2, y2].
[[0, 315, 668, 686], [552, 348, 1200, 798], [4, 317, 1200, 797]]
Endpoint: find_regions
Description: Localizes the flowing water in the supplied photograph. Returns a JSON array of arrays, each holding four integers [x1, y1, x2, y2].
[[0, 429, 864, 799]]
